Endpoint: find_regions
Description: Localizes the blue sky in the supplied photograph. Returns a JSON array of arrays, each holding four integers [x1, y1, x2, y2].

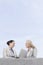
[[0, 0, 43, 58]]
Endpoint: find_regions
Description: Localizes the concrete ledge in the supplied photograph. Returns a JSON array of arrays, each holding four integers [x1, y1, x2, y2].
[[0, 58, 43, 65]]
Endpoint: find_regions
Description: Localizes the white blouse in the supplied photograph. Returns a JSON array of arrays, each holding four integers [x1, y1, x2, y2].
[[27, 48, 37, 58], [3, 47, 17, 58]]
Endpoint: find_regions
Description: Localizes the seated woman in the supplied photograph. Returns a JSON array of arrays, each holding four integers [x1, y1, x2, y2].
[[25, 40, 37, 58], [19, 40, 37, 58], [3, 40, 17, 58]]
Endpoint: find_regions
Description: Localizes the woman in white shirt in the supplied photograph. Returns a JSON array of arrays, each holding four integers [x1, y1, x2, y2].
[[3, 40, 17, 58], [25, 40, 37, 58]]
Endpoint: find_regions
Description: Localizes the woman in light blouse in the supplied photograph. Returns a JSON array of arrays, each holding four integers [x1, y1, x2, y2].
[[25, 40, 37, 58], [3, 40, 17, 58]]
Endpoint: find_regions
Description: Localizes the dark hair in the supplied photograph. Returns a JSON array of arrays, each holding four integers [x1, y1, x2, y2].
[[7, 40, 14, 45]]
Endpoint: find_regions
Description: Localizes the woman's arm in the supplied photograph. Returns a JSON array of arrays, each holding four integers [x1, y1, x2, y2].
[[33, 48, 37, 57]]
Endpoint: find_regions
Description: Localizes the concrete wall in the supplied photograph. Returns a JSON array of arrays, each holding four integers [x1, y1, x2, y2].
[[0, 58, 43, 65]]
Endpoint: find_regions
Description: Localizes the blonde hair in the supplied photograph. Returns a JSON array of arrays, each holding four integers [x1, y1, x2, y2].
[[26, 40, 35, 48]]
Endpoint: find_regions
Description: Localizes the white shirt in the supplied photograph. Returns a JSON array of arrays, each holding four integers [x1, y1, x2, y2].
[[27, 48, 37, 58], [3, 47, 17, 58]]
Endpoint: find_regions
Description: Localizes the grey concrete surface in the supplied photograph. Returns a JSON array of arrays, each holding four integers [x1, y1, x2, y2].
[[0, 58, 43, 65]]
